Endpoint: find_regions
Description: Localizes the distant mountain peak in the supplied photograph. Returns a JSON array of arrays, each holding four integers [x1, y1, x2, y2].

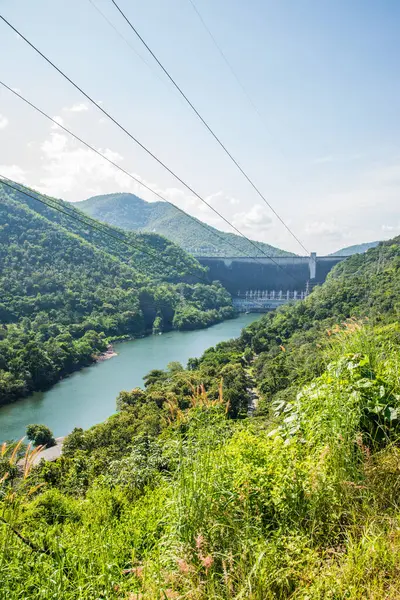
[[78, 192, 294, 258], [330, 241, 380, 256]]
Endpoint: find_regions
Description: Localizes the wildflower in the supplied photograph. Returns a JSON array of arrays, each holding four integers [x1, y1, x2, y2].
[[343, 481, 367, 489], [201, 555, 214, 572], [195, 534, 204, 550], [122, 566, 143, 578], [177, 558, 191, 574], [163, 590, 179, 599]]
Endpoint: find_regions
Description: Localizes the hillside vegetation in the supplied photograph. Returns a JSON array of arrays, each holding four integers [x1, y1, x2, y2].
[[331, 240, 380, 256], [78, 192, 293, 257], [2, 238, 400, 598], [0, 182, 234, 405]]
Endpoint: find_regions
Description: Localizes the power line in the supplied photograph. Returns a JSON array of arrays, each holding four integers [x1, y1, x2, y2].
[[109, 0, 309, 255], [0, 81, 295, 281], [0, 14, 280, 261], [0, 81, 242, 260], [187, 0, 301, 201], [86, 0, 172, 93], [1, 177, 236, 313], [0, 17, 299, 281], [1, 177, 290, 311], [0, 176, 208, 286], [187, 0, 263, 122]]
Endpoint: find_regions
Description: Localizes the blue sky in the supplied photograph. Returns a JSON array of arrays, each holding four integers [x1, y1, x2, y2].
[[1, 0, 400, 253]]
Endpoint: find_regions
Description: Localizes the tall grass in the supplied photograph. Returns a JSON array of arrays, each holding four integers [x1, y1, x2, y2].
[[2, 324, 400, 598]]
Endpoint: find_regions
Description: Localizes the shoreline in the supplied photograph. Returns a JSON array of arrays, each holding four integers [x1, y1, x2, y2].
[[0, 312, 241, 413], [1, 313, 259, 443], [96, 344, 118, 362]]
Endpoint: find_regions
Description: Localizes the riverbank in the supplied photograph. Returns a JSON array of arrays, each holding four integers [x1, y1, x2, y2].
[[96, 344, 118, 362], [0, 314, 262, 442]]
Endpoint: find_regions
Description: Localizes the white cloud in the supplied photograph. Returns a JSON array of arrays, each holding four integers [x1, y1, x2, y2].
[[304, 159, 400, 250], [0, 164, 26, 183], [36, 126, 137, 197], [204, 191, 240, 206], [0, 114, 9, 130], [232, 204, 272, 234], [0, 115, 270, 243], [305, 220, 348, 242], [63, 103, 89, 113], [382, 223, 400, 232], [50, 115, 64, 130]]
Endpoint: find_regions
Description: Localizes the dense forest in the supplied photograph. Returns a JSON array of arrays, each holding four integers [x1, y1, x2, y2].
[[2, 236, 400, 598], [0, 182, 234, 405], [79, 192, 294, 257]]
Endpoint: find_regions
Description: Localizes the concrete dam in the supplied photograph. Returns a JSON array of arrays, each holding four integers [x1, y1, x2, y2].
[[198, 253, 348, 311]]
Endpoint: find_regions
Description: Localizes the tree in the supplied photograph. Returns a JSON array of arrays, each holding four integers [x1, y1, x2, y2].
[[116, 388, 146, 411], [26, 424, 56, 447]]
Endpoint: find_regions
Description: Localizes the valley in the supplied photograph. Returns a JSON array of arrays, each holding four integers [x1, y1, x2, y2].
[[2, 221, 400, 598], [0, 313, 261, 441], [0, 2, 398, 595], [0, 182, 235, 406]]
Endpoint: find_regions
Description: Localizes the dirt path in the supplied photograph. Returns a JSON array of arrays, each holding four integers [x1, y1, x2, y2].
[[245, 365, 260, 415]]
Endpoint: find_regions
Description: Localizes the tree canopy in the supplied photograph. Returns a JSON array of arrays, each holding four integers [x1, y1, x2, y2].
[[0, 182, 234, 405]]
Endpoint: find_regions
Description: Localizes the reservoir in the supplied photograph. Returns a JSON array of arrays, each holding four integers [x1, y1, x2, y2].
[[0, 313, 261, 442]]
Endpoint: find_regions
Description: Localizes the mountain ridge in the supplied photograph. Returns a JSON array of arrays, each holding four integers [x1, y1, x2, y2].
[[330, 240, 380, 256], [78, 192, 295, 257]]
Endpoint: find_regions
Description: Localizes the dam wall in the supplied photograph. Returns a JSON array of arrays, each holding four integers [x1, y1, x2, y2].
[[197, 254, 347, 295]]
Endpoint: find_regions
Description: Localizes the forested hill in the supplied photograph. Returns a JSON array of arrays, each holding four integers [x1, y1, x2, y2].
[[0, 182, 234, 405], [78, 192, 294, 257], [3, 228, 400, 595], [330, 240, 380, 256], [2, 184, 205, 283]]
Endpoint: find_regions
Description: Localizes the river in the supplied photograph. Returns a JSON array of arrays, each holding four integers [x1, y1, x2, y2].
[[0, 313, 261, 442]]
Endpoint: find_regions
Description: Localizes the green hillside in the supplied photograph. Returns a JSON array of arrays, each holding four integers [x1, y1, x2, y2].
[[78, 192, 294, 257], [0, 181, 234, 405], [2, 235, 400, 598], [331, 240, 380, 256]]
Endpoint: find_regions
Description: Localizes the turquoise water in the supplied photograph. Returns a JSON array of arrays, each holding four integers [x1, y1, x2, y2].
[[0, 314, 261, 441]]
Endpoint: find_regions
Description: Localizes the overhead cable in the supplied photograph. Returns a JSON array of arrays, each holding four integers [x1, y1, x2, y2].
[[187, 0, 264, 122], [109, 0, 310, 255], [1, 178, 296, 309], [0, 15, 299, 280], [0, 176, 208, 285], [1, 80, 295, 281]]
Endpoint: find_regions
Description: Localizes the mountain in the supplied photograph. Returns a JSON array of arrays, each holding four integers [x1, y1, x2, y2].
[[4, 232, 400, 598], [330, 240, 380, 256], [78, 192, 294, 257], [0, 181, 234, 405]]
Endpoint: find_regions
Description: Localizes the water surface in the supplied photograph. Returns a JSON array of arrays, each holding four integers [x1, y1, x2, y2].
[[0, 313, 261, 441]]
